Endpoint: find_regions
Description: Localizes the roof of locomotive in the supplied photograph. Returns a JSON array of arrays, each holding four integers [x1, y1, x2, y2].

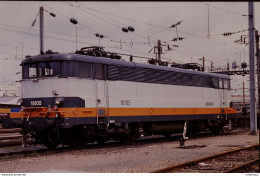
[[21, 53, 231, 80]]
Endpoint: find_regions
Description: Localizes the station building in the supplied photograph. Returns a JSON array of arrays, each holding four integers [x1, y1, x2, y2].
[[0, 82, 21, 97]]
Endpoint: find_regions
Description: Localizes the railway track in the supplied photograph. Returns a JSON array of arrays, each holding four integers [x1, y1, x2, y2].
[[0, 130, 249, 162], [0, 134, 180, 160], [152, 144, 259, 173], [0, 131, 214, 160], [0, 124, 233, 148], [0, 126, 22, 147], [0, 126, 33, 147], [0, 117, 250, 148], [0, 127, 254, 162]]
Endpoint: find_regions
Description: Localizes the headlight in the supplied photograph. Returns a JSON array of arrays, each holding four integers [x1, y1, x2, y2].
[[17, 99, 23, 106], [55, 97, 65, 106]]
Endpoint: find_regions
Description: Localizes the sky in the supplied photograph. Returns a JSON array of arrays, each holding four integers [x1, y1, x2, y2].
[[0, 1, 259, 96]]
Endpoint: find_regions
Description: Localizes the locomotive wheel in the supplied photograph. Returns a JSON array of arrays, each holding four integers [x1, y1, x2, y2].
[[185, 121, 200, 138], [96, 136, 109, 144], [40, 129, 60, 149], [209, 126, 221, 135], [209, 120, 222, 135], [81, 125, 94, 144], [120, 127, 140, 144], [186, 127, 195, 138], [120, 134, 136, 144]]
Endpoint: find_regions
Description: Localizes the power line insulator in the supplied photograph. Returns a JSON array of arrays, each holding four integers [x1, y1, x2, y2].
[[128, 26, 135, 32], [95, 33, 100, 37], [176, 20, 183, 25], [148, 59, 157, 65], [130, 55, 133, 62], [70, 18, 78, 25], [171, 38, 178, 42], [99, 35, 104, 38], [241, 62, 247, 68], [50, 12, 56, 17], [170, 24, 176, 28], [225, 32, 233, 36], [122, 27, 128, 32]]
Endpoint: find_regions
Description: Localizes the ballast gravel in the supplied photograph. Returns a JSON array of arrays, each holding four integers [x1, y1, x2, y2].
[[0, 129, 258, 173]]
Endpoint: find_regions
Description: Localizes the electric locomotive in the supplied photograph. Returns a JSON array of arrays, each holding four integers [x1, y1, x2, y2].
[[3, 47, 237, 148]]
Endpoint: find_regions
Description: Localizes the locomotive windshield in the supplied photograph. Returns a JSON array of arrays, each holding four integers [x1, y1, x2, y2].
[[22, 61, 93, 79], [22, 61, 61, 78]]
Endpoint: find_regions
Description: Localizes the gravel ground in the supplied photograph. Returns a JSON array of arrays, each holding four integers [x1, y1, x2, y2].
[[0, 129, 259, 173]]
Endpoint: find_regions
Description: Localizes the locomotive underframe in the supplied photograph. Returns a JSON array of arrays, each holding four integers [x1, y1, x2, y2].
[[4, 106, 235, 148]]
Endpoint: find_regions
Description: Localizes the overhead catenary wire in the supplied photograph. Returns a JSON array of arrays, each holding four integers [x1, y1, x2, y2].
[[0, 19, 247, 68], [66, 2, 126, 28], [63, 2, 156, 42], [33, 3, 156, 47], [176, 47, 232, 65], [76, 2, 166, 29], [69, 1, 176, 43], [77, 1, 205, 33], [39, 1, 98, 35], [0, 20, 158, 60], [3, 28, 157, 62], [0, 43, 38, 51], [0, 23, 97, 40], [74, 1, 230, 42], [0, 2, 254, 73], [36, 2, 249, 53], [0, 25, 108, 48], [200, 2, 247, 17]]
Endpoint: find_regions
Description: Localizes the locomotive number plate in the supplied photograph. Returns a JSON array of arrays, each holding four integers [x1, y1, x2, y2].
[[120, 100, 131, 106], [31, 100, 42, 106]]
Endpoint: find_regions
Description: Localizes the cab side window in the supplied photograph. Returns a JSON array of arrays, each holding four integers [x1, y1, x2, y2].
[[219, 79, 223, 89], [79, 62, 92, 78], [95, 64, 105, 80]]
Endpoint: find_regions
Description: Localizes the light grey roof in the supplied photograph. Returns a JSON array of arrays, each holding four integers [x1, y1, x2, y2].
[[21, 53, 230, 80]]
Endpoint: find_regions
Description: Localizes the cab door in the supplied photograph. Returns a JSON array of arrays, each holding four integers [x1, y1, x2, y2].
[[220, 78, 228, 117], [95, 64, 109, 126]]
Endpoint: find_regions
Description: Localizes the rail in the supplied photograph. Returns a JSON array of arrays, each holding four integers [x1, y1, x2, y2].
[[0, 126, 33, 147], [152, 144, 259, 173]]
